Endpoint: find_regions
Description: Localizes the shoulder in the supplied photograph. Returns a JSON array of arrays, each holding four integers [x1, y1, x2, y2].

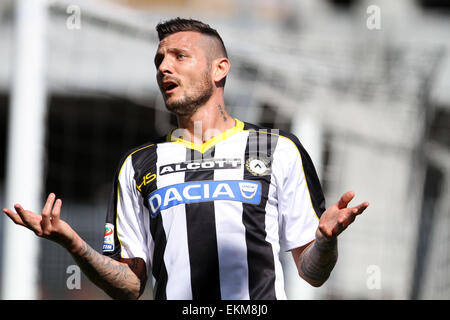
[[116, 135, 166, 171], [242, 121, 304, 154], [242, 121, 275, 133]]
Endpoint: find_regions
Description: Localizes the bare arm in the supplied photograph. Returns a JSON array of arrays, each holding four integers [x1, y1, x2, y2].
[[2, 193, 146, 300], [292, 232, 338, 287], [292, 191, 369, 287], [68, 236, 145, 299]]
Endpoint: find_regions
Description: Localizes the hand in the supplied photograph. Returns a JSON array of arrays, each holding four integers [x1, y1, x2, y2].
[[2, 193, 80, 251], [318, 191, 369, 240]]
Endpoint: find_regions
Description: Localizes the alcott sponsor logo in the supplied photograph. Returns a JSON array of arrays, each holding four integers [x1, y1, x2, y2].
[[148, 180, 261, 217], [159, 158, 241, 175]]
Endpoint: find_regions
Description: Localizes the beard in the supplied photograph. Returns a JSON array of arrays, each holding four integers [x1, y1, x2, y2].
[[163, 71, 213, 117]]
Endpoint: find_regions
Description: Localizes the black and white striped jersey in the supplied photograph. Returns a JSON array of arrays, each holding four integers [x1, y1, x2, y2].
[[102, 119, 325, 300]]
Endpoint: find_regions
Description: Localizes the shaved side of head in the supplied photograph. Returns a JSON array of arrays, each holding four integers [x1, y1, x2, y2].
[[199, 34, 228, 63]]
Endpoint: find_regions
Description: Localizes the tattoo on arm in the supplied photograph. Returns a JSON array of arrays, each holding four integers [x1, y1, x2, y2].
[[119, 257, 147, 296], [217, 104, 227, 121], [71, 241, 142, 299], [297, 238, 338, 287]]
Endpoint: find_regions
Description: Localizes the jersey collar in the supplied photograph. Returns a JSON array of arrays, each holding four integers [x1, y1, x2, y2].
[[167, 118, 244, 154]]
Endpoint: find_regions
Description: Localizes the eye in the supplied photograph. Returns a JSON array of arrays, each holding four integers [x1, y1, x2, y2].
[[177, 53, 186, 60]]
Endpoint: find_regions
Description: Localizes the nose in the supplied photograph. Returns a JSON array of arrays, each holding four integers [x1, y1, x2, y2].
[[157, 56, 173, 76]]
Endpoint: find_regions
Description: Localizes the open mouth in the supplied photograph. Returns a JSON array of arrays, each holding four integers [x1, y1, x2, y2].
[[162, 81, 179, 93]]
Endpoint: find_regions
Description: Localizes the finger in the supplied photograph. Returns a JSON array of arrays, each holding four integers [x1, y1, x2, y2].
[[41, 193, 55, 231], [42, 193, 56, 217], [3, 208, 27, 227], [338, 203, 369, 230], [14, 204, 39, 230], [14, 203, 28, 222], [51, 198, 62, 224], [336, 191, 355, 209], [351, 202, 370, 216]]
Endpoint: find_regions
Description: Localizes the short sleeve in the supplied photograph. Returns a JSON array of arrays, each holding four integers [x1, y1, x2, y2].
[[102, 153, 150, 269], [276, 134, 325, 252]]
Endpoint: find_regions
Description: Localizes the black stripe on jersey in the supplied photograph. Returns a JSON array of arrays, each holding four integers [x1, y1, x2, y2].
[[278, 130, 326, 218], [184, 147, 222, 300], [130, 140, 169, 300], [149, 207, 169, 300], [242, 127, 279, 300]]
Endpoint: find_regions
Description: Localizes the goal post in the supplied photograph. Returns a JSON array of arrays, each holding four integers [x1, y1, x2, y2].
[[1, 0, 48, 299]]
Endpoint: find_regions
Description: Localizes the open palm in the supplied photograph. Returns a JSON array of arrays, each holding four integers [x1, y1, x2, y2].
[[318, 191, 369, 239], [2, 193, 77, 250]]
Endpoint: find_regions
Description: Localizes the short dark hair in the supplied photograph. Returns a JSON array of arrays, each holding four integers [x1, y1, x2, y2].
[[156, 17, 228, 59]]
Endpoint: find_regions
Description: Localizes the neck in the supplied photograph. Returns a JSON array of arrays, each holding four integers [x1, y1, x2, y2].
[[175, 98, 235, 144]]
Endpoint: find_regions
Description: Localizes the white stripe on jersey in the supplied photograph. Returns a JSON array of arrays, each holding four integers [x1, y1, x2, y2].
[[156, 142, 193, 299], [213, 130, 250, 299], [265, 176, 286, 300], [275, 136, 320, 252], [116, 159, 149, 262]]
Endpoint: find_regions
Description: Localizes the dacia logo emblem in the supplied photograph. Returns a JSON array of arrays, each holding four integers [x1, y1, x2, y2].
[[238, 182, 259, 200]]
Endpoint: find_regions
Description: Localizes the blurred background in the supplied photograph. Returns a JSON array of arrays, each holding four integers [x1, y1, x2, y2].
[[0, 0, 449, 300]]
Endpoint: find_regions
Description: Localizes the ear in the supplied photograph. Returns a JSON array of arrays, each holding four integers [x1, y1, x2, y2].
[[212, 57, 230, 86]]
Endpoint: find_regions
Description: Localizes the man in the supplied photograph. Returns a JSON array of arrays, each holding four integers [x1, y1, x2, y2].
[[2, 18, 369, 300]]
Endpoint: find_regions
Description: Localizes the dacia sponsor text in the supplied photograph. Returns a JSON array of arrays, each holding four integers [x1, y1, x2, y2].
[[148, 180, 261, 217]]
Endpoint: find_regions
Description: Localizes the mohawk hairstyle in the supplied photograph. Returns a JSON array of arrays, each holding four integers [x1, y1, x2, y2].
[[156, 17, 228, 58]]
